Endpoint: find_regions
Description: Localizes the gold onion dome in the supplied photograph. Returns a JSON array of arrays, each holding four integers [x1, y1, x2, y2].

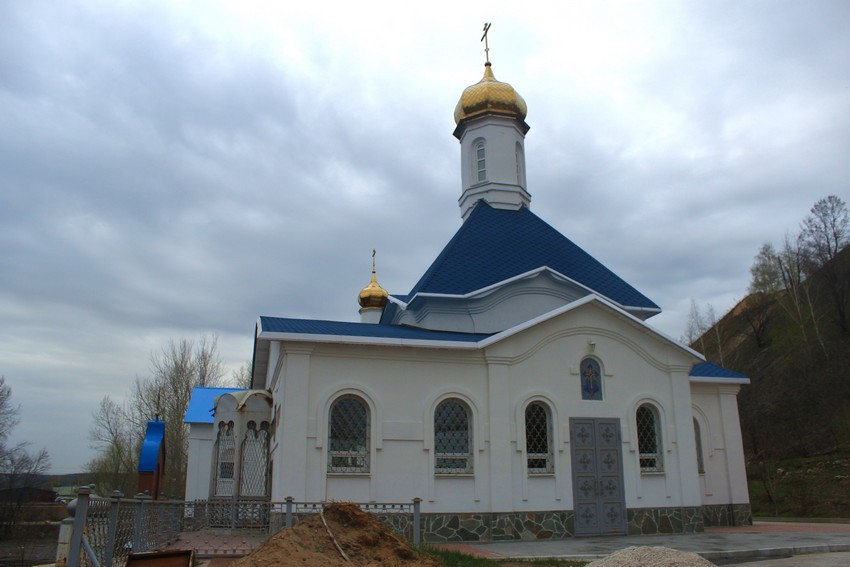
[[454, 62, 527, 125], [358, 252, 389, 310]]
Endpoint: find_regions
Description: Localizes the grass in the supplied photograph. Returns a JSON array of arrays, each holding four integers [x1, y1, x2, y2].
[[748, 451, 850, 518]]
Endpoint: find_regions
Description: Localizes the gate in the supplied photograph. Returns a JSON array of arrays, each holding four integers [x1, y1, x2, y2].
[[570, 418, 627, 536]]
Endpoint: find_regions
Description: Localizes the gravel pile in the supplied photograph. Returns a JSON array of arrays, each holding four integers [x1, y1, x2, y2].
[[587, 545, 716, 566]]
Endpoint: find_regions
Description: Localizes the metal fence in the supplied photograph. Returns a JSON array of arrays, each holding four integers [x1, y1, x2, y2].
[[65, 487, 421, 567]]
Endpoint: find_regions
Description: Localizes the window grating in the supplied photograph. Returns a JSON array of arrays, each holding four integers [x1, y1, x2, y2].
[[525, 402, 553, 474], [213, 421, 235, 496], [637, 405, 662, 472], [434, 399, 472, 474], [240, 420, 271, 497], [328, 396, 370, 473]]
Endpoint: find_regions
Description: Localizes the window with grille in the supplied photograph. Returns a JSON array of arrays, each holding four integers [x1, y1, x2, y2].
[[636, 405, 663, 472], [434, 399, 473, 474], [328, 395, 370, 473], [525, 402, 553, 474], [693, 418, 705, 474], [476, 141, 486, 182], [213, 421, 236, 496], [240, 420, 271, 497]]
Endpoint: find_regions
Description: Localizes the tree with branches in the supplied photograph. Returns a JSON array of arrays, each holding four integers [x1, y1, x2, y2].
[[88, 336, 226, 498], [0, 377, 50, 538]]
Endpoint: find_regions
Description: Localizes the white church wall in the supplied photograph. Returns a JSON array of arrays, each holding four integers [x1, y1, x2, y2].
[[265, 300, 743, 528], [185, 423, 213, 501], [486, 302, 703, 511], [690, 384, 749, 506]]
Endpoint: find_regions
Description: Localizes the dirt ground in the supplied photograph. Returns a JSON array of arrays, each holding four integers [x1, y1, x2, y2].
[[230, 503, 440, 566]]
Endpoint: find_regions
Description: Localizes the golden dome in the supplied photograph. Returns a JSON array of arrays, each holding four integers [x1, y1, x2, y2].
[[454, 62, 527, 125], [358, 251, 389, 310]]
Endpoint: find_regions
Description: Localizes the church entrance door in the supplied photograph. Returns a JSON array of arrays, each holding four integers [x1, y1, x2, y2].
[[569, 418, 627, 536]]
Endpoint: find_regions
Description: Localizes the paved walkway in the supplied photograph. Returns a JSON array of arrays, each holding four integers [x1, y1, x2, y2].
[[170, 520, 850, 565], [438, 521, 850, 565]]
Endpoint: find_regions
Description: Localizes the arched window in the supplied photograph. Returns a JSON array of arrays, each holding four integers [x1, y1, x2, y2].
[[434, 399, 473, 474], [213, 421, 235, 496], [693, 418, 705, 474], [580, 358, 603, 400], [475, 140, 486, 182], [636, 404, 663, 472], [328, 395, 370, 473], [515, 142, 526, 187], [525, 402, 553, 474], [240, 420, 271, 497]]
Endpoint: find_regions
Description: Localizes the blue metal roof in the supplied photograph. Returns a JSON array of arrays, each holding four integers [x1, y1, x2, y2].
[[138, 420, 165, 472], [184, 387, 246, 424], [402, 202, 659, 311], [260, 317, 490, 342], [689, 361, 748, 379]]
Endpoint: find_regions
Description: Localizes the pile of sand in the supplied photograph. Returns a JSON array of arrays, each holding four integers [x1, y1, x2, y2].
[[230, 502, 439, 567], [587, 545, 716, 566]]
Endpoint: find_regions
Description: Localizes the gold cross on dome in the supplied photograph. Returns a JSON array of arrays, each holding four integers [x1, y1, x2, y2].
[[372, 248, 376, 273], [481, 22, 491, 64]]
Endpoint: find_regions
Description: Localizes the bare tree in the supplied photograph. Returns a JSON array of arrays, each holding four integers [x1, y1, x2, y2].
[[0, 377, 51, 537], [801, 195, 850, 333], [231, 360, 253, 389], [683, 299, 708, 352], [801, 195, 849, 268], [89, 336, 226, 498], [87, 397, 138, 495]]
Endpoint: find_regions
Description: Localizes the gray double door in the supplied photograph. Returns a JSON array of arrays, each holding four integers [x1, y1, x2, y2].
[[569, 418, 627, 536]]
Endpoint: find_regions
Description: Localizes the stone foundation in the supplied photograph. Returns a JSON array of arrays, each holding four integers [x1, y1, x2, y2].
[[627, 506, 703, 535], [421, 511, 574, 543], [702, 503, 752, 527], [420, 505, 718, 542], [282, 503, 749, 542]]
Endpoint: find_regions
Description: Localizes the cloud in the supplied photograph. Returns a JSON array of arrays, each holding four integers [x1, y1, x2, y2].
[[0, 0, 848, 472]]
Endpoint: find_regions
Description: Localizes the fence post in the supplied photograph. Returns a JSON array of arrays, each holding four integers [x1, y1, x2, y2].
[[103, 491, 123, 567], [285, 497, 293, 528], [67, 486, 91, 567], [412, 498, 421, 546]]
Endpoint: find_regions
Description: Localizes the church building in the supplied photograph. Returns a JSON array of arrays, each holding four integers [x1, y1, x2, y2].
[[185, 50, 752, 541]]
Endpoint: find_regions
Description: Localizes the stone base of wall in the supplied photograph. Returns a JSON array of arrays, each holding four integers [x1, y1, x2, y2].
[[627, 507, 703, 535], [421, 505, 717, 542], [702, 503, 753, 527], [422, 511, 574, 543]]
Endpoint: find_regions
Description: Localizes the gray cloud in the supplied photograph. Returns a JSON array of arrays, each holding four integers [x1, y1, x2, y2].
[[0, 0, 847, 472]]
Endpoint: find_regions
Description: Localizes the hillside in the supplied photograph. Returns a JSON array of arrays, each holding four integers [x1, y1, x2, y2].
[[693, 246, 850, 516]]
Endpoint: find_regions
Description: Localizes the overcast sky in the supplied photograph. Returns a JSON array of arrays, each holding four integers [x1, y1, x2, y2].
[[1, 0, 848, 474]]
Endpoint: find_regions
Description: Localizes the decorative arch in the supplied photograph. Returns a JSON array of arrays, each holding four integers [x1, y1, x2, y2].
[[691, 404, 714, 472], [315, 384, 383, 450], [422, 388, 484, 452], [514, 393, 561, 454]]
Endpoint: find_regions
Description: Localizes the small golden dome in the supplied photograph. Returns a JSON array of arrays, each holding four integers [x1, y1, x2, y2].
[[358, 251, 389, 310], [454, 63, 527, 125]]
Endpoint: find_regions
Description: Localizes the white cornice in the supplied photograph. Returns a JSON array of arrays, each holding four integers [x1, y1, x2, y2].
[[401, 266, 661, 319]]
